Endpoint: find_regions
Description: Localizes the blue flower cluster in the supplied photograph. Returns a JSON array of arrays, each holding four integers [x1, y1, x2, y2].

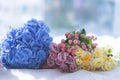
[[1, 19, 52, 69]]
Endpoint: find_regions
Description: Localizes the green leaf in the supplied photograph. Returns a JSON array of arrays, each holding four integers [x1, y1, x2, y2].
[[80, 28, 86, 35], [88, 40, 92, 44]]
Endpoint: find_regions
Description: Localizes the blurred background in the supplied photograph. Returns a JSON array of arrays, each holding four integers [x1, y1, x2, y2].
[[0, 0, 120, 38]]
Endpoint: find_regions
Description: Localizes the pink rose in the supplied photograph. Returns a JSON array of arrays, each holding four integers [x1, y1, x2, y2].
[[65, 56, 74, 64], [92, 43, 98, 47], [55, 59, 63, 65], [65, 32, 69, 37], [59, 63, 69, 72], [67, 48, 72, 53], [57, 52, 67, 62], [60, 43, 66, 48], [69, 64, 78, 72], [70, 33, 74, 37], [49, 52, 58, 60], [75, 46, 80, 50], [82, 44, 87, 50], [67, 34, 71, 39], [71, 46, 75, 49], [61, 48, 65, 52], [80, 34, 84, 38], [93, 37, 97, 40], [72, 50, 75, 56], [61, 39, 65, 43], [73, 39, 78, 44], [68, 40, 72, 44], [50, 43, 59, 53], [86, 36, 91, 40], [47, 57, 55, 67]]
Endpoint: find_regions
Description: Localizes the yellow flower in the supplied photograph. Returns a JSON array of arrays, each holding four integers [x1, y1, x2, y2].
[[82, 60, 90, 66], [103, 62, 112, 71], [90, 66, 96, 71], [79, 65, 84, 69], [81, 52, 91, 61], [103, 46, 113, 55], [76, 48, 83, 56], [82, 66, 91, 71], [108, 57, 113, 62], [108, 57, 116, 67], [92, 58, 104, 68], [75, 58, 82, 66], [103, 55, 107, 62], [93, 48, 103, 58]]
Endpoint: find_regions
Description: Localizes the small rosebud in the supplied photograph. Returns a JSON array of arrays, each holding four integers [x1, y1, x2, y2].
[[76, 31, 79, 34], [72, 50, 75, 56], [71, 46, 75, 49], [77, 40, 80, 44], [67, 48, 72, 53], [58, 44, 61, 47], [91, 35, 94, 39], [66, 45, 70, 48], [95, 43, 98, 46], [70, 33, 74, 37], [68, 40, 72, 44], [61, 43, 66, 48], [75, 46, 80, 50], [86, 36, 91, 40], [61, 39, 65, 43], [82, 44, 87, 50], [85, 48, 88, 51], [93, 37, 97, 40], [92, 43, 98, 47], [81, 42, 85, 45], [65, 32, 69, 37], [75, 36, 79, 40], [80, 34, 84, 38], [73, 39, 78, 44], [61, 48, 65, 52], [67, 34, 71, 39]]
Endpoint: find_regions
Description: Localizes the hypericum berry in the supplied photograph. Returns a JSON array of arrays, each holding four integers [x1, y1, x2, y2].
[[80, 34, 84, 38], [68, 40, 73, 44], [61, 39, 65, 43], [73, 39, 78, 44]]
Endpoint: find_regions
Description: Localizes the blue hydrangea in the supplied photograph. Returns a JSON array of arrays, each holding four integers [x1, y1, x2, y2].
[[1, 19, 53, 69]]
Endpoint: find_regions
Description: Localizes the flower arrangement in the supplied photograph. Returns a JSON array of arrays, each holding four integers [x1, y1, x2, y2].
[[0, 19, 116, 73], [0, 19, 52, 69]]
